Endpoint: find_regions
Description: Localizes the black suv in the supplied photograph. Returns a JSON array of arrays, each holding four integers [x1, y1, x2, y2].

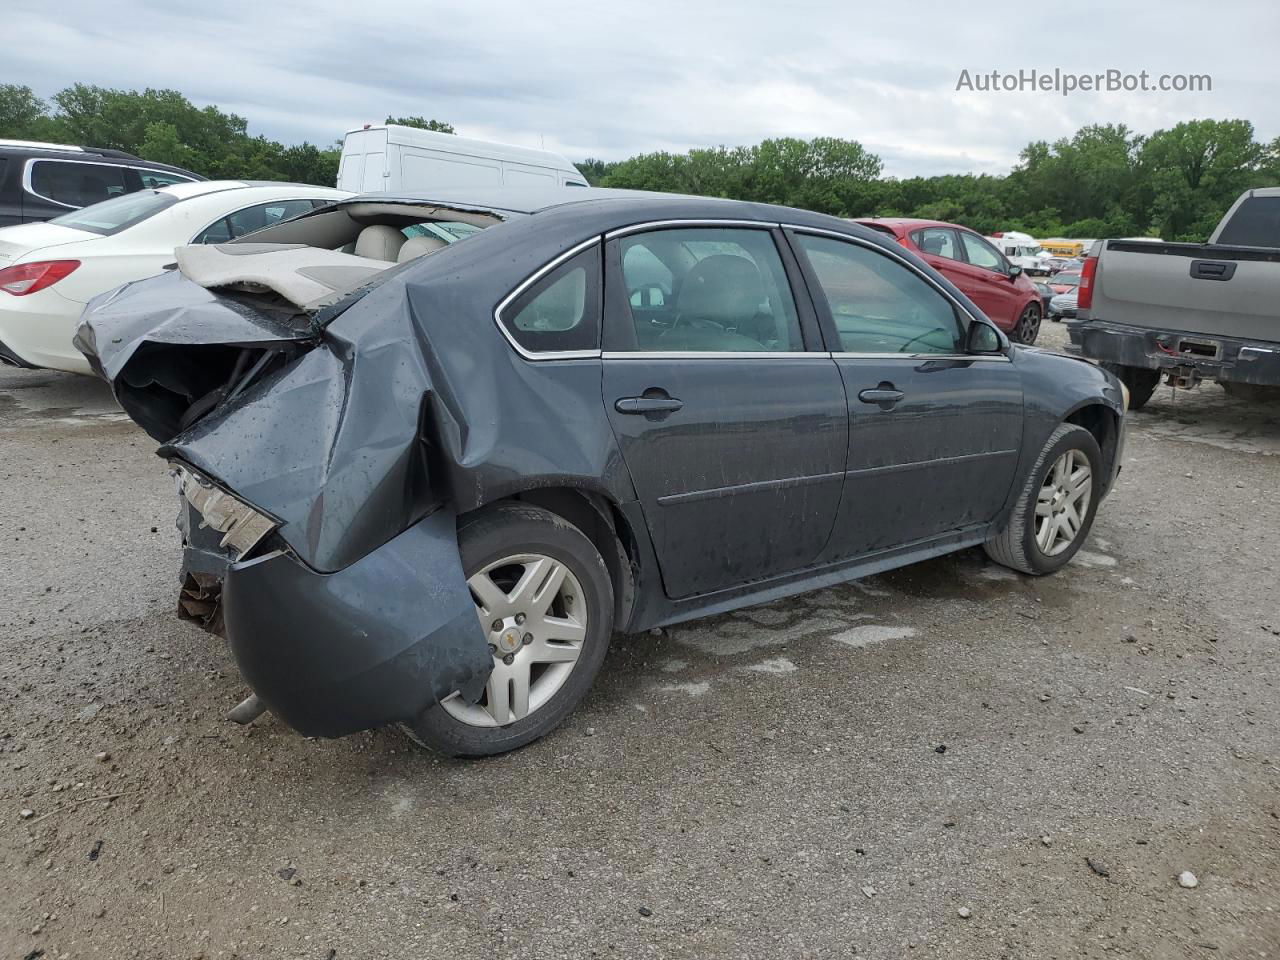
[[0, 140, 204, 226]]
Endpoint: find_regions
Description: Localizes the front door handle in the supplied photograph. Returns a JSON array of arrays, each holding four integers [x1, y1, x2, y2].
[[858, 383, 905, 410], [615, 395, 684, 416]]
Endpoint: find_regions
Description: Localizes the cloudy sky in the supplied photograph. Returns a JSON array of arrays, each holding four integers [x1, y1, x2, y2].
[[9, 0, 1277, 178]]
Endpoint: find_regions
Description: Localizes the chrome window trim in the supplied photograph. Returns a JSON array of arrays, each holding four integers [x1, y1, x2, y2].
[[22, 157, 197, 210], [493, 236, 604, 361], [605, 218, 781, 239], [829, 352, 1011, 362], [602, 351, 820, 360]]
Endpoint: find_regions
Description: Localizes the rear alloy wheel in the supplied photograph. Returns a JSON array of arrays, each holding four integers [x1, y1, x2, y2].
[[405, 503, 614, 757], [1012, 303, 1042, 345], [984, 423, 1102, 575]]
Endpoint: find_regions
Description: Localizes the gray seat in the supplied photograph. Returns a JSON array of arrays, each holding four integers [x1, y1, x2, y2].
[[353, 225, 406, 262], [663, 254, 775, 349]]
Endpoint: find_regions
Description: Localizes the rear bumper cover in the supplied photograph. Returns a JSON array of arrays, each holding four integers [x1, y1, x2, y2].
[[220, 509, 491, 738], [1065, 320, 1280, 386]]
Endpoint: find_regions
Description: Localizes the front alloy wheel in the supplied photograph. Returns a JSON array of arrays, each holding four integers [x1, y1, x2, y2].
[[984, 422, 1102, 575], [1033, 449, 1091, 556]]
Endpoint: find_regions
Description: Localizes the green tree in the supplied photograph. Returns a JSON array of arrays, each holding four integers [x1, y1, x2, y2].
[[1138, 119, 1262, 240], [0, 84, 50, 139], [385, 115, 455, 133]]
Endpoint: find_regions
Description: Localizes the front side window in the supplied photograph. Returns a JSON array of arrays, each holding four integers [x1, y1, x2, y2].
[[28, 160, 129, 208], [499, 246, 600, 354], [48, 189, 178, 235], [959, 231, 1007, 272], [613, 227, 802, 352], [195, 199, 317, 243], [913, 227, 960, 261], [794, 234, 964, 355]]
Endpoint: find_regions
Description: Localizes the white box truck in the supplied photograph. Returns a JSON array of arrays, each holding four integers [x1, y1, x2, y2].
[[336, 125, 588, 194]]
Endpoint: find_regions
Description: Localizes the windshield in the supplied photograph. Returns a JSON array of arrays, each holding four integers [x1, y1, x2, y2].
[[49, 190, 179, 236]]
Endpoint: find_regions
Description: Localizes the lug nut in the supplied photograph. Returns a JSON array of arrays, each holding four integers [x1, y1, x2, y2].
[[522, 633, 533, 645], [502, 653, 515, 665], [488, 643, 498, 655], [491, 619, 503, 631], [515, 612, 526, 625]]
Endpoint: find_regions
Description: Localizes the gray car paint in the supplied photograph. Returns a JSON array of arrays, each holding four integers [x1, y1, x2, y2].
[[76, 188, 1126, 740]]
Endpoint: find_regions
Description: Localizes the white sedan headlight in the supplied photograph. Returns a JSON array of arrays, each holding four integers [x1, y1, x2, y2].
[[170, 461, 278, 560]]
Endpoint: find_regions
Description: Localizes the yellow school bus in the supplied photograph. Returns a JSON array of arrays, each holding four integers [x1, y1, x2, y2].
[[1040, 238, 1085, 257]]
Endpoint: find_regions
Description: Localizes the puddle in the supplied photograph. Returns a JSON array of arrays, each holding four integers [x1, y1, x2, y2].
[[656, 681, 710, 696], [832, 625, 918, 649]]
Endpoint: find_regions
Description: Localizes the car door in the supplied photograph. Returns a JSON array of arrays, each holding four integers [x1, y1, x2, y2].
[[601, 224, 848, 599], [785, 229, 1024, 561], [954, 230, 1024, 329]]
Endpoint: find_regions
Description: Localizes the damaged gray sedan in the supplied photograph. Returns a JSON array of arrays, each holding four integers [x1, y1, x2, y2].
[[76, 188, 1127, 757]]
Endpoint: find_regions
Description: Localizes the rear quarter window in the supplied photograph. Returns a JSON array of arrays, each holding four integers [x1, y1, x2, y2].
[[28, 160, 130, 208]]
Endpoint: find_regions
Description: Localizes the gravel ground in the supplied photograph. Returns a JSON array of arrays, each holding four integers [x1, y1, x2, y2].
[[3, 320, 1279, 959]]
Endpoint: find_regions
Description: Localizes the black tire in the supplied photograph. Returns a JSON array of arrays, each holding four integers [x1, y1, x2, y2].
[[1221, 381, 1280, 404], [404, 502, 614, 758], [984, 423, 1103, 575], [1101, 363, 1160, 412], [1012, 303, 1042, 345]]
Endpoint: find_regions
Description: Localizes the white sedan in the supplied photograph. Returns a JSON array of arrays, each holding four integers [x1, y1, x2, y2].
[[0, 180, 349, 374]]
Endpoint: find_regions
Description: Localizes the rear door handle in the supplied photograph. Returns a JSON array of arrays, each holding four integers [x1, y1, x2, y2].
[[857, 384, 905, 409], [615, 395, 684, 415]]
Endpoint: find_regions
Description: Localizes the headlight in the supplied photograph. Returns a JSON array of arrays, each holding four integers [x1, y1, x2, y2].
[[170, 461, 278, 560]]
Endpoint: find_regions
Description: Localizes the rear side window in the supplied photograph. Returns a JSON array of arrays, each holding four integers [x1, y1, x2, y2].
[[499, 246, 601, 355], [794, 233, 963, 355], [137, 169, 194, 189], [612, 227, 802, 352], [28, 160, 129, 208], [1215, 196, 1280, 247], [912, 227, 960, 261], [194, 199, 317, 244], [48, 190, 178, 235]]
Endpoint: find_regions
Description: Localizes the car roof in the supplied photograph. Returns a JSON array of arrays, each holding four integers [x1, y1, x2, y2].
[[852, 217, 982, 235], [0, 141, 204, 178], [342, 186, 869, 234], [158, 180, 348, 201]]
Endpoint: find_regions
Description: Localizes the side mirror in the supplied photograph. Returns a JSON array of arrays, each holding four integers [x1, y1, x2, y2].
[[1007, 264, 1023, 278], [965, 321, 1005, 354]]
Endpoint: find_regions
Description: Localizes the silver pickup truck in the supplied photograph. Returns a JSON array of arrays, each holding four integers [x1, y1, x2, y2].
[[1066, 187, 1280, 409]]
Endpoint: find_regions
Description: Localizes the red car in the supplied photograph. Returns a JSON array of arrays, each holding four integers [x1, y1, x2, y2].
[[852, 218, 1044, 344], [1048, 271, 1082, 295]]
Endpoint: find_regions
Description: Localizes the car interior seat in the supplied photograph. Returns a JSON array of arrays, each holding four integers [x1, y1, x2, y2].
[[354, 225, 406, 262], [661, 254, 777, 351], [920, 235, 947, 256], [397, 234, 448, 262]]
